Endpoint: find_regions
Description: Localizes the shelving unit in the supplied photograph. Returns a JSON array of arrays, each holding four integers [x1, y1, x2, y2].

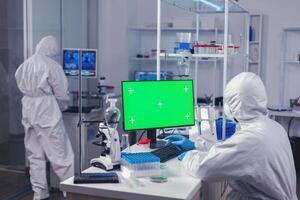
[[128, 26, 223, 101], [128, 25, 223, 108], [248, 14, 263, 76], [156, 0, 250, 140], [130, 57, 221, 62], [284, 60, 300, 64], [280, 27, 300, 107], [128, 27, 221, 70], [129, 27, 222, 32]]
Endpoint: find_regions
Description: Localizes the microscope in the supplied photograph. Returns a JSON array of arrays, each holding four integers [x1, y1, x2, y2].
[[90, 96, 121, 171]]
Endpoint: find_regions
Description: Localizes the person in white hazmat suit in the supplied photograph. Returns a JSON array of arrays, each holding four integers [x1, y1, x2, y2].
[[165, 72, 297, 199], [15, 36, 74, 200]]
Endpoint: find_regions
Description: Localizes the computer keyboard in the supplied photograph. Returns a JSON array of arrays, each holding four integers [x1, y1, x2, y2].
[[74, 172, 119, 184], [157, 133, 189, 140], [151, 144, 185, 163]]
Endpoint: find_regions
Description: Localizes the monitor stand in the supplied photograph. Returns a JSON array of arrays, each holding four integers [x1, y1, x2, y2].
[[147, 129, 166, 149]]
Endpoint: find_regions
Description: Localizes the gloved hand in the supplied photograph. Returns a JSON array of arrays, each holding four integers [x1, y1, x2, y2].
[[177, 152, 187, 161], [164, 135, 195, 150]]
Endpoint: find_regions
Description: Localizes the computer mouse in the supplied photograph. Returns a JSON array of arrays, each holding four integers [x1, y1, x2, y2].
[[90, 157, 114, 171], [91, 161, 108, 171]]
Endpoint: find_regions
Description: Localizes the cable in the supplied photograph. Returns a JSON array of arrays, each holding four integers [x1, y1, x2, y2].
[[137, 131, 146, 143], [287, 117, 295, 137], [171, 128, 176, 134], [220, 181, 229, 199]]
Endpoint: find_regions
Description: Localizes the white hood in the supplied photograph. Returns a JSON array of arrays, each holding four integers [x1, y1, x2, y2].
[[35, 35, 59, 57], [224, 72, 268, 122]]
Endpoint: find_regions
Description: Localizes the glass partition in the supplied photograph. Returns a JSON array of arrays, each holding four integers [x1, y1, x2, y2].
[[0, 0, 24, 166]]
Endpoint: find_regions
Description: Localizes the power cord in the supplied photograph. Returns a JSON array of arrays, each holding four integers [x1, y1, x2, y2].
[[220, 181, 229, 199], [137, 131, 146, 143], [288, 117, 295, 137]]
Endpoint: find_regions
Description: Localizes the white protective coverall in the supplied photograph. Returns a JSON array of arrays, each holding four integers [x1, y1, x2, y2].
[[182, 72, 297, 200], [15, 36, 74, 200]]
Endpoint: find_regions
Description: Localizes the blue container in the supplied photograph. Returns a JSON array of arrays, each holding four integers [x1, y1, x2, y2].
[[135, 72, 166, 81], [178, 42, 191, 50], [121, 152, 160, 164], [216, 118, 236, 140]]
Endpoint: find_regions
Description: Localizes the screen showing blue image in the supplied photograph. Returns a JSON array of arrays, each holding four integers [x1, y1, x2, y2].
[[81, 50, 96, 77], [62, 49, 97, 78], [63, 49, 80, 76]]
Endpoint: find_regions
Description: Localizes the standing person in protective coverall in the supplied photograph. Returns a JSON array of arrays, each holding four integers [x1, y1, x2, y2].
[[165, 72, 298, 200], [15, 36, 74, 200]]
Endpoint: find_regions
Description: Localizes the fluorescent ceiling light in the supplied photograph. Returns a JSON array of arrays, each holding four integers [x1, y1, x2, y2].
[[194, 0, 222, 11]]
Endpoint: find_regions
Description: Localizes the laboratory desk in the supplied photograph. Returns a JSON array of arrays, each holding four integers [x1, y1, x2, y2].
[[60, 145, 202, 200], [269, 110, 300, 119]]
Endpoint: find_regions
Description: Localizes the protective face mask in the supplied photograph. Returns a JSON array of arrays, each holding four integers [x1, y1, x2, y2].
[[224, 103, 234, 121]]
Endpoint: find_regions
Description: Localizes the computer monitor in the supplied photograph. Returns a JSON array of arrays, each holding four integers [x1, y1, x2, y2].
[[81, 49, 97, 77], [62, 48, 97, 78], [122, 80, 195, 148], [63, 48, 80, 76]]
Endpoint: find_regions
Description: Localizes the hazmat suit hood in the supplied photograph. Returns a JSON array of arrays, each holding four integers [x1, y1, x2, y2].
[[224, 72, 268, 122], [35, 35, 59, 57]]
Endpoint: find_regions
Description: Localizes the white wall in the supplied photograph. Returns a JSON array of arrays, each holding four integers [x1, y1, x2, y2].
[[31, 0, 61, 54], [98, 0, 131, 95], [240, 0, 300, 107], [239, 0, 300, 137]]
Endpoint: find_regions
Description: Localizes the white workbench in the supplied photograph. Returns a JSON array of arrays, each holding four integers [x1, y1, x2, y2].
[[269, 110, 300, 118], [60, 145, 202, 200]]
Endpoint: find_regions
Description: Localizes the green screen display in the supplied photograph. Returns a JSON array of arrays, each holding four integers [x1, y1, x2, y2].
[[122, 80, 195, 131]]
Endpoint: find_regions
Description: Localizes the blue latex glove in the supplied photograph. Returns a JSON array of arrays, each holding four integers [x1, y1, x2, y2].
[[177, 152, 187, 161], [164, 135, 195, 150]]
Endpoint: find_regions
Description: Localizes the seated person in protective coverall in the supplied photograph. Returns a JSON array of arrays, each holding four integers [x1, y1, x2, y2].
[[15, 36, 74, 200], [166, 72, 297, 200]]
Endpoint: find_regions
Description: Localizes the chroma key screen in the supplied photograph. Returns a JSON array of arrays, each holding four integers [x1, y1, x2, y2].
[[122, 80, 195, 131]]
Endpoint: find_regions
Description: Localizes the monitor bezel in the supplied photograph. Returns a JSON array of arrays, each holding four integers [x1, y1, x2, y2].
[[62, 48, 80, 77], [62, 48, 98, 78], [121, 79, 195, 132], [81, 48, 98, 79]]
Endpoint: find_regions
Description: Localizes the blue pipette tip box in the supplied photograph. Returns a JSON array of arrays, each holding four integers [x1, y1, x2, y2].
[[121, 152, 160, 164]]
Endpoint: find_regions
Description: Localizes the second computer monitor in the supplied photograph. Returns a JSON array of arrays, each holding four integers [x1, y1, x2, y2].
[[122, 80, 195, 131], [62, 48, 97, 78], [81, 49, 97, 77]]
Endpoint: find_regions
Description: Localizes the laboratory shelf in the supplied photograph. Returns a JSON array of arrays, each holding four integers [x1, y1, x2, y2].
[[129, 27, 222, 32], [162, 53, 225, 58], [130, 57, 222, 62], [162, 0, 249, 14], [283, 60, 300, 64], [160, 53, 246, 59], [269, 110, 300, 118], [283, 27, 300, 32], [249, 41, 259, 44]]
